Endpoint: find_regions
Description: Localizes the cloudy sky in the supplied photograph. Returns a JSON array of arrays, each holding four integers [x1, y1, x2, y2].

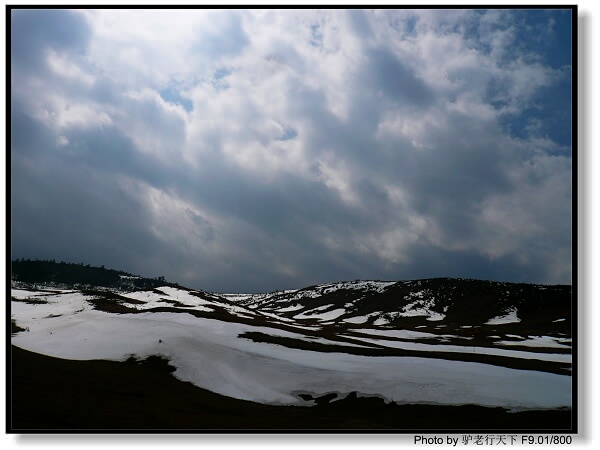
[[10, 8, 573, 293]]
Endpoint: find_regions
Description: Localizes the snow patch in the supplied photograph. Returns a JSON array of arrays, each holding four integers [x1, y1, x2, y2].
[[275, 304, 304, 313], [295, 308, 346, 321], [495, 336, 571, 349], [343, 315, 370, 324], [398, 295, 445, 321], [345, 335, 571, 363], [486, 307, 520, 325]]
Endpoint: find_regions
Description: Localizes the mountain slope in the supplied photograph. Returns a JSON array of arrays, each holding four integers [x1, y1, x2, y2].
[[225, 278, 571, 335]]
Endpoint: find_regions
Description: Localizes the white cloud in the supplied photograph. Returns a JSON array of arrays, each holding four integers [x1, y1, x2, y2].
[[56, 135, 69, 147], [144, 184, 217, 249], [117, 88, 188, 160], [46, 48, 95, 87]]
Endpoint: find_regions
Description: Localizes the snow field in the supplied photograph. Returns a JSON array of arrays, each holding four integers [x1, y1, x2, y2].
[[12, 289, 571, 410]]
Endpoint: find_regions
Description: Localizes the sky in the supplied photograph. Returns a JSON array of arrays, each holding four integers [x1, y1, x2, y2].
[[9, 8, 573, 293]]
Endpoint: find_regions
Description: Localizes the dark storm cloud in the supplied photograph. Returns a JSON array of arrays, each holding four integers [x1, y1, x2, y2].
[[392, 244, 550, 285], [11, 150, 162, 274], [11, 9, 91, 72], [10, 107, 167, 274], [10, 9, 573, 292], [11, 97, 173, 193], [411, 118, 512, 197], [11, 108, 55, 157]]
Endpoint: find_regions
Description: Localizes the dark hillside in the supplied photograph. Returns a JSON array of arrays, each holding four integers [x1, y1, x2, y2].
[[11, 259, 174, 291], [252, 278, 571, 334]]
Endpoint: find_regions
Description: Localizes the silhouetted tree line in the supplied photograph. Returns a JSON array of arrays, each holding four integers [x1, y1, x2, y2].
[[11, 259, 175, 290]]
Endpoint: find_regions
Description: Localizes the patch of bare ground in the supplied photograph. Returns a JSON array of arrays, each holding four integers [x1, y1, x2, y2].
[[11, 296, 48, 305], [11, 319, 27, 335], [10, 346, 572, 432]]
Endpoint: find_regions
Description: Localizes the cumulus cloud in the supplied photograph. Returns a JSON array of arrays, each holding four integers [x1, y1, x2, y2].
[[10, 8, 573, 291]]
